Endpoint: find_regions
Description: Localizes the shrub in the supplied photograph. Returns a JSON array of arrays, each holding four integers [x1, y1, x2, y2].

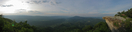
[[113, 22, 119, 27]]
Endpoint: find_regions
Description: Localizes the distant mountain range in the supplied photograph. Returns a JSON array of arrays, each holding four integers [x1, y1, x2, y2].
[[4, 15, 104, 27]]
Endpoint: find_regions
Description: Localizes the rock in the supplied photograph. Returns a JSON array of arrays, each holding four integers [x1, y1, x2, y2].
[[103, 16, 126, 32]]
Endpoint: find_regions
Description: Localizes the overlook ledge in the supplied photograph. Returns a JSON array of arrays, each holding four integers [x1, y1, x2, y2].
[[103, 16, 127, 32]]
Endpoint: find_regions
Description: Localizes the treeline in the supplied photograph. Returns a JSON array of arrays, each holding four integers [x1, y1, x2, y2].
[[115, 8, 132, 18]]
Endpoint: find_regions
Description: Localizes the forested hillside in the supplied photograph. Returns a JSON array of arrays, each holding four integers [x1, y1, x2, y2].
[[0, 15, 36, 32], [36, 22, 111, 32], [4, 16, 104, 27], [0, 15, 111, 32]]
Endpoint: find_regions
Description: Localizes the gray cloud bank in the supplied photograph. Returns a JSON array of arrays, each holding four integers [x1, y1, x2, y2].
[[0, 5, 13, 7], [22, 0, 61, 5]]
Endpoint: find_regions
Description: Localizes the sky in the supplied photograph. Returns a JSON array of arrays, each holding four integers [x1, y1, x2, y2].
[[0, 0, 132, 17]]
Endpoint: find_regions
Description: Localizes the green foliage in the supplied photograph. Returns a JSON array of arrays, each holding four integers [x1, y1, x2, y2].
[[87, 30, 93, 32], [93, 22, 110, 32], [115, 8, 132, 18], [0, 17, 36, 32], [113, 22, 119, 27], [0, 17, 4, 32], [93, 30, 101, 32], [70, 29, 81, 32], [82, 25, 93, 32], [115, 8, 132, 32], [124, 21, 131, 29], [123, 18, 132, 30], [34, 22, 110, 32]]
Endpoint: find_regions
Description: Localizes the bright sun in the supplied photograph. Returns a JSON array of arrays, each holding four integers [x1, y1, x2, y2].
[[0, 0, 29, 13]]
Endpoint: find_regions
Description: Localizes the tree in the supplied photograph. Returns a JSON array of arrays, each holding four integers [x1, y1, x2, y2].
[[82, 25, 93, 32], [116, 8, 132, 18], [93, 22, 110, 32], [0, 14, 3, 17], [117, 12, 121, 15], [0, 17, 4, 32], [0, 16, 36, 32]]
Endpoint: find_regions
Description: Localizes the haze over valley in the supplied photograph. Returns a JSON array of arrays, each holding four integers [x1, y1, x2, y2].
[[0, 0, 132, 32]]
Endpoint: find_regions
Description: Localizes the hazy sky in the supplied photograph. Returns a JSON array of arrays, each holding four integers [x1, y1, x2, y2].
[[0, 0, 132, 17]]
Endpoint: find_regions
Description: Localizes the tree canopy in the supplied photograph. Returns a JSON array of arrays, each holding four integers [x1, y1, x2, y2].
[[0, 16, 36, 32], [115, 8, 132, 18]]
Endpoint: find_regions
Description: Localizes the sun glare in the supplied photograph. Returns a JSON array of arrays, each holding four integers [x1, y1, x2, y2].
[[0, 0, 29, 13]]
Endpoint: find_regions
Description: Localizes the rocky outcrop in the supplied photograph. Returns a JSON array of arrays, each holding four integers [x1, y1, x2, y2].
[[0, 14, 2, 17], [103, 16, 127, 32]]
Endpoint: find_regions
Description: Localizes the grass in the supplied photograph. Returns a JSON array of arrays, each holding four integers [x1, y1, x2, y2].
[[113, 22, 119, 27]]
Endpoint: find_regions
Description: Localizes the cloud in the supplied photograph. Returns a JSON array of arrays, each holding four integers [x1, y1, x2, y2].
[[16, 9, 27, 13], [23, 0, 61, 5], [1, 0, 132, 17], [50, 2, 61, 5], [49, 0, 56, 5], [32, 1, 42, 4], [0, 5, 13, 7], [15, 9, 43, 14], [56, 2, 61, 4], [28, 10, 43, 14], [43, 0, 49, 3], [0, 0, 8, 4], [22, 0, 46, 4]]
